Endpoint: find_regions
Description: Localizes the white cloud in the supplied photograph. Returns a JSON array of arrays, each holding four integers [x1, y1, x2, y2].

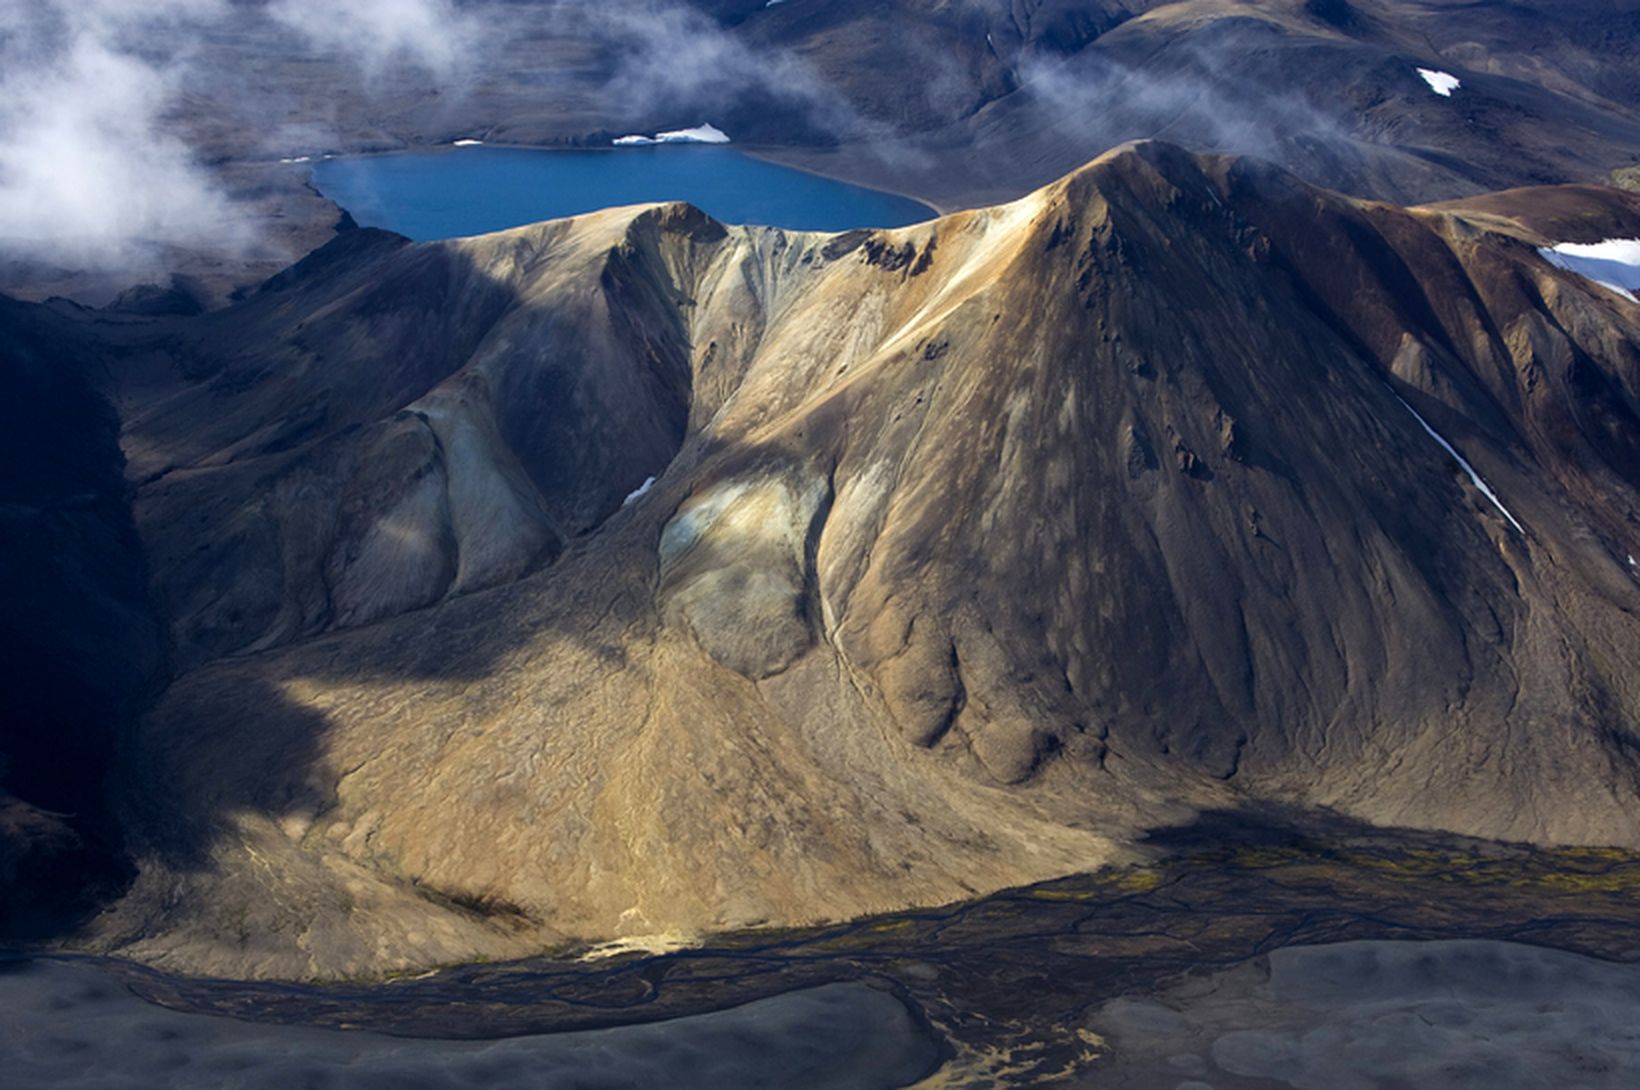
[[0, 0, 855, 281], [1014, 36, 1345, 166], [567, 1, 859, 136], [0, 0, 485, 278], [266, 0, 481, 81], [0, 1, 249, 272]]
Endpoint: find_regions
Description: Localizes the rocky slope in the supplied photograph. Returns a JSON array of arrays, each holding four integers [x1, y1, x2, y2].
[[54, 141, 1640, 979]]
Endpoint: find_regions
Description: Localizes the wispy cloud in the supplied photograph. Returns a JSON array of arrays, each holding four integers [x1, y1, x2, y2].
[[0, 0, 494, 280], [1012, 27, 1347, 167], [0, 0, 248, 273], [581, 2, 849, 129], [265, 0, 481, 81], [0, 0, 874, 285], [0, 0, 1353, 286]]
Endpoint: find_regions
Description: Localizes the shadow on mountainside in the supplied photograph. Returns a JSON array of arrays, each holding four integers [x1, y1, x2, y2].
[[0, 298, 167, 941], [83, 219, 718, 894]]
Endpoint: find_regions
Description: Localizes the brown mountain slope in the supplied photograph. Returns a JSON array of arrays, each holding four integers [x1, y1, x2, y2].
[[89, 142, 1640, 979]]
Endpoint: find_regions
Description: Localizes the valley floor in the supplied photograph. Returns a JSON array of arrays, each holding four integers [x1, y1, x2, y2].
[[32, 812, 1640, 1089]]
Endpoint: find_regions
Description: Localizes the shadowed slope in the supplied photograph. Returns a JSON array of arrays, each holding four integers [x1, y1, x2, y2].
[[0, 298, 165, 938]]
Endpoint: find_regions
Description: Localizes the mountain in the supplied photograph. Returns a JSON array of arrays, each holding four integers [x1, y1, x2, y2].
[[52, 141, 1640, 979], [751, 0, 1640, 207]]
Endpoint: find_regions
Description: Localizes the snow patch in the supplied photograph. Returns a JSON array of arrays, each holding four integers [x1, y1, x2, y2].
[[1397, 395, 1525, 535], [452, 138, 484, 147], [278, 156, 313, 164], [622, 476, 656, 508], [614, 123, 731, 147], [1417, 68, 1462, 97], [1539, 239, 1640, 303]]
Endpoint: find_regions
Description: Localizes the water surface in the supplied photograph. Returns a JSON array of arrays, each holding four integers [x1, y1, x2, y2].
[[311, 146, 936, 239]]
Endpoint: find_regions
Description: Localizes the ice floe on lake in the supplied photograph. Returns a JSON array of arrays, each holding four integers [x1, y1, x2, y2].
[[614, 123, 731, 147]]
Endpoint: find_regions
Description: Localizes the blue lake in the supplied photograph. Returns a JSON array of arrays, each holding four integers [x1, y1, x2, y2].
[[310, 146, 937, 239]]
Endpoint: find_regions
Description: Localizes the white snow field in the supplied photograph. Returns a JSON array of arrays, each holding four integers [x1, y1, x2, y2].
[[1540, 238, 1640, 302], [1418, 67, 1462, 96]]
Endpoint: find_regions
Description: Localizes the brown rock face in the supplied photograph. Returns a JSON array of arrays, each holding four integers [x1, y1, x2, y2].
[[82, 142, 1640, 979]]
